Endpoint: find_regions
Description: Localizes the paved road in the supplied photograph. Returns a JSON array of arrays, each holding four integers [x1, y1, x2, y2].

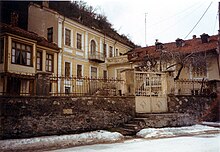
[[51, 134, 220, 152]]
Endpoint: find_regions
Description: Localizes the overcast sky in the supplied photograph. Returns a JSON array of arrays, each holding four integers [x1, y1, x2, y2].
[[85, 0, 219, 46]]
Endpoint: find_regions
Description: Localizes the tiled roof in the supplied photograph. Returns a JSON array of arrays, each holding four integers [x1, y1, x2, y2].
[[128, 35, 218, 62], [0, 22, 60, 50]]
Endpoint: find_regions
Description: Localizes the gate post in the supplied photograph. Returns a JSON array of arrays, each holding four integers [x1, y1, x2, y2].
[[120, 69, 135, 96], [166, 71, 175, 95]]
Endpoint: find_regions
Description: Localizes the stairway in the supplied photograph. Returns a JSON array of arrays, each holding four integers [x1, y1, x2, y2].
[[111, 118, 146, 136], [111, 113, 195, 136]]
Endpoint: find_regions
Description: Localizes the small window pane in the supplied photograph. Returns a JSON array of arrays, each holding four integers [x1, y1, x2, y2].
[[16, 43, 20, 49]]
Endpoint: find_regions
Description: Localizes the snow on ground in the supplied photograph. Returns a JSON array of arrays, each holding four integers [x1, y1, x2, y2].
[[52, 134, 220, 152], [136, 124, 220, 139], [0, 124, 219, 151], [201, 122, 220, 127], [0, 130, 123, 151]]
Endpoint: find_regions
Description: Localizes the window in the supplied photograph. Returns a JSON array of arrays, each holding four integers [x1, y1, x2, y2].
[[65, 28, 71, 46], [192, 65, 207, 78], [109, 46, 113, 57], [77, 64, 82, 78], [46, 53, 53, 72], [90, 40, 96, 54], [65, 86, 71, 94], [36, 51, 42, 71], [0, 38, 4, 63], [11, 41, 32, 66], [77, 33, 82, 50], [65, 62, 70, 77], [103, 43, 106, 58], [103, 70, 107, 79], [91, 67, 97, 78], [47, 27, 53, 42], [115, 48, 118, 57]]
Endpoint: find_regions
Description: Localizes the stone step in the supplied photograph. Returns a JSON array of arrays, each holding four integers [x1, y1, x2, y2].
[[136, 113, 177, 118], [114, 127, 137, 136], [124, 123, 140, 130]]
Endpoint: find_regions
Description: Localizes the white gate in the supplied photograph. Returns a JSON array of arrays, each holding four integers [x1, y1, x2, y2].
[[135, 72, 168, 113]]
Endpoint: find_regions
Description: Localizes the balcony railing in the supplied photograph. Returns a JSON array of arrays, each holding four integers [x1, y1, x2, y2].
[[89, 51, 105, 63]]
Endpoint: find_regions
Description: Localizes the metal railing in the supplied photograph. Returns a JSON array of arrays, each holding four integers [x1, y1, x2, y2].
[[88, 51, 105, 62], [50, 76, 123, 96], [174, 79, 209, 95]]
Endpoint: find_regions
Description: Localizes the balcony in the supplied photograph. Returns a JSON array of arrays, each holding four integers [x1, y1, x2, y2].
[[89, 52, 105, 63], [106, 55, 128, 65]]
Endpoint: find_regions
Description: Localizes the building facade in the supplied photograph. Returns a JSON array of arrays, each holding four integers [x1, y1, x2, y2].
[[28, 3, 134, 94], [128, 34, 220, 96], [0, 23, 59, 95]]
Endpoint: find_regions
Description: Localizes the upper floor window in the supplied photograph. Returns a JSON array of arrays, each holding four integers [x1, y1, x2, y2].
[[47, 27, 53, 43], [46, 53, 53, 72], [36, 51, 42, 71], [77, 33, 82, 50], [103, 43, 106, 58], [109, 46, 113, 57], [0, 38, 4, 63], [65, 62, 70, 77], [90, 40, 96, 54], [11, 41, 32, 66], [77, 64, 82, 78], [65, 28, 71, 46], [192, 65, 207, 78]]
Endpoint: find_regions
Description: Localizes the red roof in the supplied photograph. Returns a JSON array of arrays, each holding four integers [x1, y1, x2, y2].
[[128, 35, 218, 62], [0, 22, 60, 50]]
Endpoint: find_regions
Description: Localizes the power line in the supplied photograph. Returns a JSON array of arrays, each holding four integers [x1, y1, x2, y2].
[[184, 1, 213, 39], [148, 0, 207, 28], [151, 1, 208, 38]]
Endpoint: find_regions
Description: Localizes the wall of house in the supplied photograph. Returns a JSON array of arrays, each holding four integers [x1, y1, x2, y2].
[[0, 96, 135, 139], [208, 56, 220, 80], [28, 4, 59, 45]]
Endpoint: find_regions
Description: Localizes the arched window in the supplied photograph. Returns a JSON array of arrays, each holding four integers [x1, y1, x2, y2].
[[90, 40, 96, 54]]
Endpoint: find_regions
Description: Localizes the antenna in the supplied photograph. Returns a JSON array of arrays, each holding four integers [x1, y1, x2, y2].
[[145, 13, 148, 46]]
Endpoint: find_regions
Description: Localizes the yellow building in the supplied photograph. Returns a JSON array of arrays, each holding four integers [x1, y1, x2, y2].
[[0, 22, 59, 95], [28, 2, 134, 94]]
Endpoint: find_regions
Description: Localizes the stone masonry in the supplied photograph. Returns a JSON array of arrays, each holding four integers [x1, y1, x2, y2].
[[0, 96, 135, 139]]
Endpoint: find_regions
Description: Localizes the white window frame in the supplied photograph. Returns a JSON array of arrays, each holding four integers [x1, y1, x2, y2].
[[76, 32, 84, 51], [90, 66, 98, 79], [64, 27, 73, 47]]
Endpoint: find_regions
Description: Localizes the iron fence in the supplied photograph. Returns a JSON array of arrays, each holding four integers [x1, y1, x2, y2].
[[50, 76, 123, 96], [174, 79, 209, 95]]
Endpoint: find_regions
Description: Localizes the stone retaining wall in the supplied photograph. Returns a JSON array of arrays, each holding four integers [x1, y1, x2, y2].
[[168, 95, 219, 122], [0, 96, 135, 139]]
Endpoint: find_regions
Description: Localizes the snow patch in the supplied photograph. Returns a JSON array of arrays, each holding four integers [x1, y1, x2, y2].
[[137, 125, 220, 139], [0, 130, 123, 151]]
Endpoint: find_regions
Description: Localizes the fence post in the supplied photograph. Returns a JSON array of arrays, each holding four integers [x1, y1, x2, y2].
[[120, 69, 135, 96], [36, 72, 51, 96]]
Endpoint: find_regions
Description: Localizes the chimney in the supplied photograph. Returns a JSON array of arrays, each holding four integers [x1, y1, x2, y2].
[[175, 38, 185, 47], [193, 35, 196, 39], [200, 33, 210, 43], [10, 11, 19, 27], [155, 39, 163, 50], [42, 0, 49, 8]]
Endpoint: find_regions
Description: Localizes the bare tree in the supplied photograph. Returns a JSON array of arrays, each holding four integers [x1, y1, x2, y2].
[[136, 50, 212, 80]]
